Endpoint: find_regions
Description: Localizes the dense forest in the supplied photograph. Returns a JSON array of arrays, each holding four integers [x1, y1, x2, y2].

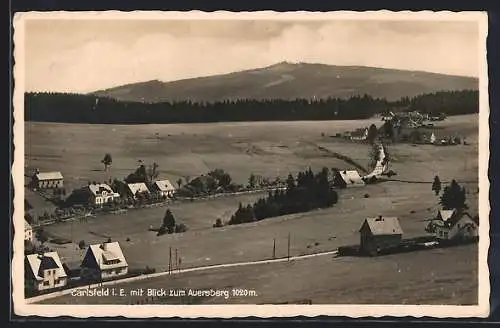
[[25, 90, 478, 124], [228, 167, 338, 225]]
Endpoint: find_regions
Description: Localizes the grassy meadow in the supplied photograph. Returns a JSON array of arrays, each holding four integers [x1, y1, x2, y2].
[[24, 114, 480, 304]]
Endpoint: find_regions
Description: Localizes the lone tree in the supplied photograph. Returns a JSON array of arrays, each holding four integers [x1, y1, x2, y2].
[[101, 153, 112, 171], [432, 175, 442, 196], [162, 209, 176, 234], [367, 124, 378, 144], [248, 173, 256, 189], [440, 179, 467, 210]]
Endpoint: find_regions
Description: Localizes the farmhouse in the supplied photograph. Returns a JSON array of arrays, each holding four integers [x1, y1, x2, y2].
[[80, 242, 129, 282], [126, 182, 150, 198], [350, 128, 368, 141], [433, 209, 479, 241], [359, 216, 403, 256], [152, 179, 176, 198], [30, 171, 64, 190], [88, 183, 120, 205], [25, 252, 68, 292], [333, 170, 365, 189], [25, 220, 33, 242]]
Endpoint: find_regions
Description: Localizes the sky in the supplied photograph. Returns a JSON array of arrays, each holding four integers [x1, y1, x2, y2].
[[23, 18, 480, 93]]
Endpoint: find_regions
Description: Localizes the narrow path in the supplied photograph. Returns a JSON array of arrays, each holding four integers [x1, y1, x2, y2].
[[26, 249, 339, 304]]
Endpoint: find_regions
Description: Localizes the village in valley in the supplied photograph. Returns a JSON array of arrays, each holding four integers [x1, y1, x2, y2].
[[18, 16, 483, 308], [23, 107, 480, 303]]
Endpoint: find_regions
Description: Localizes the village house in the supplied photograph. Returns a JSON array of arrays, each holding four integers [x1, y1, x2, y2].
[[333, 170, 366, 188], [25, 252, 68, 292], [30, 171, 64, 190], [380, 111, 395, 121], [433, 209, 479, 241], [151, 179, 176, 198], [25, 220, 33, 242], [350, 127, 368, 141], [88, 183, 120, 205], [126, 182, 150, 199], [80, 242, 129, 282], [359, 216, 403, 256]]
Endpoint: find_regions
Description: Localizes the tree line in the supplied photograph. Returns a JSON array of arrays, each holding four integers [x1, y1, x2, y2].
[[228, 167, 338, 225], [25, 90, 478, 124]]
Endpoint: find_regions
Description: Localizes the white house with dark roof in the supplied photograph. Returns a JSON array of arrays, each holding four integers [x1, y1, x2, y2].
[[126, 182, 150, 199], [31, 171, 64, 189], [152, 179, 176, 198], [80, 242, 128, 282], [359, 216, 404, 256], [25, 252, 68, 292], [24, 220, 33, 242], [333, 170, 366, 189], [88, 183, 120, 205]]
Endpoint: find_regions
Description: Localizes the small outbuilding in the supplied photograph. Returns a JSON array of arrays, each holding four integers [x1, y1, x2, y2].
[[333, 170, 366, 189], [359, 216, 403, 256]]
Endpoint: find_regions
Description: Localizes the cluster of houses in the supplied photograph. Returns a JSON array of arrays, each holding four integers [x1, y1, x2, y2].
[[357, 208, 479, 256], [27, 170, 177, 208], [25, 240, 129, 293]]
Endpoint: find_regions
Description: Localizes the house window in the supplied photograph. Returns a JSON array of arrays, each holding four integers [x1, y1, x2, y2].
[[43, 281, 50, 286], [444, 232, 448, 238]]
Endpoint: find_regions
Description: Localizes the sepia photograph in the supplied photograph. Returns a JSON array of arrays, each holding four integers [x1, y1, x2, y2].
[[12, 10, 490, 318]]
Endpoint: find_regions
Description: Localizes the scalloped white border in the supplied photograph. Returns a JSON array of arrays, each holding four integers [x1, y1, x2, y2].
[[11, 10, 490, 318]]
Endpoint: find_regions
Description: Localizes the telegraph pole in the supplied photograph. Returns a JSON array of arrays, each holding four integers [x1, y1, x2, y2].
[[287, 232, 291, 261], [168, 246, 172, 274], [272, 238, 276, 259], [175, 248, 178, 272]]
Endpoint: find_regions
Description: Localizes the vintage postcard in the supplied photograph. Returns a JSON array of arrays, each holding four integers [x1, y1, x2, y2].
[[12, 10, 490, 318]]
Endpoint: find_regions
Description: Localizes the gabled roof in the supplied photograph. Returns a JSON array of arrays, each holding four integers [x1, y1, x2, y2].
[[25, 220, 32, 231], [361, 217, 403, 236], [154, 180, 176, 192], [82, 242, 128, 270], [127, 182, 150, 195], [35, 172, 64, 181], [26, 252, 67, 281], [338, 170, 365, 186], [88, 183, 118, 196], [439, 211, 478, 229], [438, 209, 457, 222]]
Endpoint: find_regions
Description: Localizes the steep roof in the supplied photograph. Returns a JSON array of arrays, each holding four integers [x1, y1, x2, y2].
[[438, 209, 457, 222], [338, 170, 365, 186], [361, 217, 403, 236], [26, 252, 67, 281], [88, 183, 118, 196], [35, 172, 63, 181], [127, 182, 150, 195], [154, 180, 176, 192], [82, 242, 128, 270], [25, 220, 32, 231]]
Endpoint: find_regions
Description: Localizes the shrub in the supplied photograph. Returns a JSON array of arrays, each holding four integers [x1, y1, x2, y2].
[[78, 240, 86, 249], [213, 218, 223, 228], [364, 193, 370, 198], [175, 223, 188, 233]]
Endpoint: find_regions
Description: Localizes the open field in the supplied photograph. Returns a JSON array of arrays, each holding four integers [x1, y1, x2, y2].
[[25, 114, 479, 304], [40, 244, 478, 305]]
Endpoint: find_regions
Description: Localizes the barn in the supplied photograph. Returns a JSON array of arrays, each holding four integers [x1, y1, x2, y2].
[[359, 216, 403, 256]]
